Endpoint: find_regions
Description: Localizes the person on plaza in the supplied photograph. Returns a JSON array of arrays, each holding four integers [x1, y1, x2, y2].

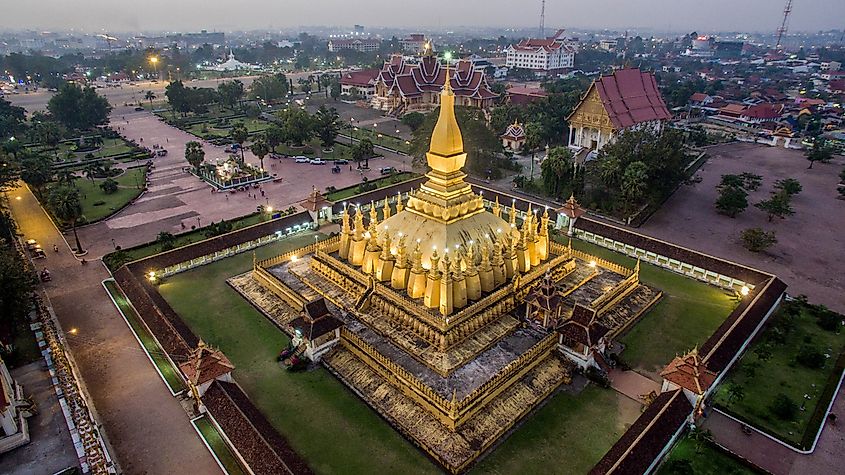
[[53, 244, 59, 252]]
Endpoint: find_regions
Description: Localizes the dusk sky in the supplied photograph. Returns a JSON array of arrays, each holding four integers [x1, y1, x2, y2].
[[2, 0, 843, 33]]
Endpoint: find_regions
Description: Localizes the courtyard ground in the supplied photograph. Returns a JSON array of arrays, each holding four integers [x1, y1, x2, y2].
[[568, 238, 737, 378], [157, 233, 644, 475], [640, 142, 845, 313], [656, 434, 760, 474]]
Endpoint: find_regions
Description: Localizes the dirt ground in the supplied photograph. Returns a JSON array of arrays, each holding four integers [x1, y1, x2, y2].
[[640, 142, 845, 313]]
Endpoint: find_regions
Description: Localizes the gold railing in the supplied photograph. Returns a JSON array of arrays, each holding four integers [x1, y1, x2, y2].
[[455, 332, 558, 415], [572, 249, 633, 277], [256, 235, 341, 269], [591, 270, 639, 313], [253, 266, 308, 308]]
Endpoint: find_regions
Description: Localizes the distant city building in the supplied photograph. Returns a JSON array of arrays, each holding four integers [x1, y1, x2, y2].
[[339, 69, 380, 98], [328, 38, 380, 53], [400, 34, 428, 53], [567, 68, 671, 152], [166, 30, 224, 48], [505, 29, 575, 74], [684, 35, 715, 58], [205, 50, 260, 71], [820, 61, 842, 72], [372, 53, 497, 115], [598, 39, 617, 51], [713, 103, 784, 126], [506, 85, 548, 106]]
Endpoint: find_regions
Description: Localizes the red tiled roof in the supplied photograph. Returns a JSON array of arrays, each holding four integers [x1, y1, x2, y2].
[[660, 349, 717, 395], [179, 343, 235, 386], [502, 122, 526, 140], [830, 79, 845, 92], [340, 69, 379, 87], [689, 92, 709, 102], [743, 103, 784, 120], [558, 304, 609, 347], [589, 68, 671, 129]]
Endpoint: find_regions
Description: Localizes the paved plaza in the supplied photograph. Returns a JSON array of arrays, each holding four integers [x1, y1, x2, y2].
[[640, 142, 845, 312], [74, 105, 413, 258]]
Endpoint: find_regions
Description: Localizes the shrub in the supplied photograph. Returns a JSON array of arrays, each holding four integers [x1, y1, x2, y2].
[[740, 228, 777, 252], [99, 178, 119, 194], [796, 345, 825, 369], [585, 366, 610, 388], [770, 393, 798, 421], [92, 200, 106, 206], [774, 178, 802, 196], [812, 305, 841, 332]]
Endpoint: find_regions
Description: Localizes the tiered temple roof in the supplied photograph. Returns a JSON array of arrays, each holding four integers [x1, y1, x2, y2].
[[179, 341, 234, 386], [571, 68, 671, 130], [660, 348, 718, 395], [376, 55, 497, 101]]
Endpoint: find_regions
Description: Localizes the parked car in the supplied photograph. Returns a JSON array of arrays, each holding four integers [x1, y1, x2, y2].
[[310, 158, 326, 165], [334, 159, 349, 165], [294, 157, 310, 163], [156, 149, 168, 157], [379, 166, 395, 175], [134, 106, 144, 111]]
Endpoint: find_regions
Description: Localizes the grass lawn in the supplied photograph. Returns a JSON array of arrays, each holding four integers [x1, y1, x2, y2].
[[325, 172, 419, 202], [711, 301, 845, 447], [103, 280, 186, 393], [72, 166, 148, 223], [565, 237, 737, 375], [345, 127, 411, 154], [4, 318, 41, 370], [475, 384, 641, 474], [157, 234, 439, 475], [103, 212, 272, 270], [656, 435, 760, 475], [193, 416, 248, 475]]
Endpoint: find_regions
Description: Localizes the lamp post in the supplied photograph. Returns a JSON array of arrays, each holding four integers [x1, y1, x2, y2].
[[149, 56, 159, 80]]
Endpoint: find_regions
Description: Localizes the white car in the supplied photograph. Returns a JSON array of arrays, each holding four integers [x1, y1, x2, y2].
[[294, 157, 310, 163], [310, 158, 326, 165]]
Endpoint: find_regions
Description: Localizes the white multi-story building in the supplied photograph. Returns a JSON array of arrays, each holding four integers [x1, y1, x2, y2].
[[328, 38, 380, 53], [505, 29, 575, 73]]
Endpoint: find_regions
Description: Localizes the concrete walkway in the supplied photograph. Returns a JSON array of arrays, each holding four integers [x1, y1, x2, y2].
[[608, 368, 661, 404], [7, 183, 221, 475]]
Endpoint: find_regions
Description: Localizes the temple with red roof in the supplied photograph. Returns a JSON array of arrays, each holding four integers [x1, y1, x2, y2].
[[371, 53, 497, 115], [660, 348, 718, 408], [339, 69, 380, 99], [179, 341, 235, 399], [567, 68, 671, 153]]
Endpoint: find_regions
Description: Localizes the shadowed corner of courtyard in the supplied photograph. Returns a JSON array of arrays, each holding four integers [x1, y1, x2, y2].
[[564, 237, 738, 378], [153, 231, 651, 474]]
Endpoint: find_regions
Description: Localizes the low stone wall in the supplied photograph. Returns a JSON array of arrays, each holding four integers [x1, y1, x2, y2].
[[202, 381, 313, 475], [575, 217, 769, 288]]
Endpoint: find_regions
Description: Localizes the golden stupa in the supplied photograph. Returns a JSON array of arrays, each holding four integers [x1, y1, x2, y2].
[[337, 70, 551, 316]]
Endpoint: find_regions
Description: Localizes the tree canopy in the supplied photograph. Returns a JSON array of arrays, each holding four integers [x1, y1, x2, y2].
[[47, 83, 112, 130], [249, 73, 289, 101], [0, 98, 26, 140], [184, 141, 205, 171], [313, 106, 340, 148]]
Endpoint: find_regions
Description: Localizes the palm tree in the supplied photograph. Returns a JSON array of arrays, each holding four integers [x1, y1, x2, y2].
[[56, 169, 76, 186], [231, 123, 248, 162], [49, 185, 84, 254], [144, 90, 156, 107], [726, 382, 745, 403], [83, 162, 98, 182], [688, 426, 712, 454], [250, 137, 269, 171]]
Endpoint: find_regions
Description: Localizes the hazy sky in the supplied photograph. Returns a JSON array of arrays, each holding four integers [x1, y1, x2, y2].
[[2, 0, 842, 34]]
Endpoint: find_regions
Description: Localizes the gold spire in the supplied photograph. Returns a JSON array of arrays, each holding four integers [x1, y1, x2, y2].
[[428, 63, 463, 159]]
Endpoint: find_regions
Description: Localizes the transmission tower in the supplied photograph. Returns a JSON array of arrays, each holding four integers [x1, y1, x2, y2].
[[775, 0, 793, 49], [539, 0, 546, 38]]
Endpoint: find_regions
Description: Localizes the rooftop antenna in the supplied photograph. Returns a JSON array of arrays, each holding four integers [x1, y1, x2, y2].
[[539, 0, 545, 38], [775, 0, 793, 50]]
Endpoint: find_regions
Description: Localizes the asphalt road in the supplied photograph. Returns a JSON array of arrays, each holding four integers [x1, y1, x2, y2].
[[6, 183, 221, 475]]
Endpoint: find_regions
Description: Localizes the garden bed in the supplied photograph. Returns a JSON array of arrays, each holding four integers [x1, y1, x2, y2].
[[325, 172, 420, 202], [711, 299, 845, 448]]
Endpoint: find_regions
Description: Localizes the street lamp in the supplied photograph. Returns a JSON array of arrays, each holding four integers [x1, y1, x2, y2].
[[149, 56, 159, 79]]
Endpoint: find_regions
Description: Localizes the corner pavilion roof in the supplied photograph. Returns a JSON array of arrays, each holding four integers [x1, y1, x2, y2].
[[179, 342, 234, 386], [558, 195, 587, 220], [660, 348, 718, 395], [299, 187, 331, 212]]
